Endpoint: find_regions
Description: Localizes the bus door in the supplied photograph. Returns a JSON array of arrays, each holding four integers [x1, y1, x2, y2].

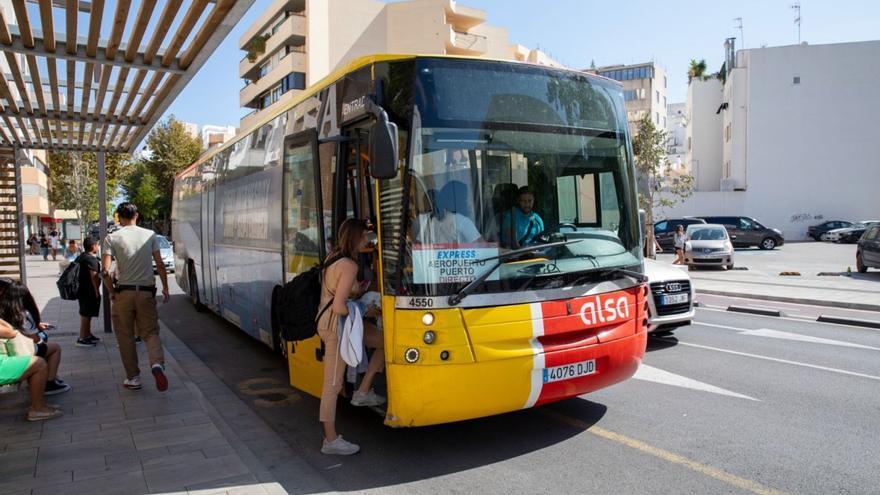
[[199, 184, 218, 307], [283, 129, 328, 397], [337, 126, 378, 284]]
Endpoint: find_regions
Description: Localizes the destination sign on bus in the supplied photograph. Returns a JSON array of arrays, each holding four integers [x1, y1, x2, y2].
[[411, 243, 500, 284]]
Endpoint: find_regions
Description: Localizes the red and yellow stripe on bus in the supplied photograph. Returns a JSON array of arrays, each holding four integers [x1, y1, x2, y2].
[[382, 285, 647, 427]]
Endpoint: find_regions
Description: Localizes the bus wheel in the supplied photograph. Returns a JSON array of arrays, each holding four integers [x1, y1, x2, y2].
[[188, 263, 206, 312], [271, 285, 288, 358]]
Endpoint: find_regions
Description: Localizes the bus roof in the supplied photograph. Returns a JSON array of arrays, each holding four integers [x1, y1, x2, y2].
[[178, 54, 618, 178]]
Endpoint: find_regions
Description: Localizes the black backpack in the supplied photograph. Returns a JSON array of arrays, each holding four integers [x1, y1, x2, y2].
[[272, 255, 342, 342], [57, 256, 81, 300]]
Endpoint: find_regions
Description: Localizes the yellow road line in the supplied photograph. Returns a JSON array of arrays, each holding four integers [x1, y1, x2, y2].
[[543, 410, 789, 495]]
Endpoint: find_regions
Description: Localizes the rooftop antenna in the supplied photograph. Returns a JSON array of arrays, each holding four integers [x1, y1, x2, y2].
[[733, 17, 744, 48], [791, 2, 802, 43]]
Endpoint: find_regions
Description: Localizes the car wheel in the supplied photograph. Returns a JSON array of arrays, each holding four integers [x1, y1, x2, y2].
[[726, 263, 734, 270], [857, 253, 868, 273], [759, 238, 777, 250], [687, 264, 694, 271], [188, 264, 206, 312]]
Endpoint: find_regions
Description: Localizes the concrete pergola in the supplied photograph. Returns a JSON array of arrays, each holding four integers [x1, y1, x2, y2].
[[0, 0, 253, 330]]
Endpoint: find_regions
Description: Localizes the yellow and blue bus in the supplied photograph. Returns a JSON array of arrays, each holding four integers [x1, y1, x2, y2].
[[172, 54, 648, 427]]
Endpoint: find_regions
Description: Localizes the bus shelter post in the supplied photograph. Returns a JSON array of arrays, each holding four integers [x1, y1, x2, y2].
[[97, 151, 112, 333]]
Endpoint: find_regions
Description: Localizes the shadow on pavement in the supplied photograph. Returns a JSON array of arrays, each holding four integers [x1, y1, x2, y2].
[[645, 334, 679, 352], [850, 272, 880, 282], [162, 293, 608, 493]]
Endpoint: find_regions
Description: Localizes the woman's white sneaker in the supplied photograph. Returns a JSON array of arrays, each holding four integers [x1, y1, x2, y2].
[[351, 389, 386, 407], [321, 436, 360, 455]]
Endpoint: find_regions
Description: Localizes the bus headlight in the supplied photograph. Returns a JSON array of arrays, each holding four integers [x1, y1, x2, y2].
[[404, 348, 420, 363], [421, 312, 434, 326], [423, 330, 436, 344]]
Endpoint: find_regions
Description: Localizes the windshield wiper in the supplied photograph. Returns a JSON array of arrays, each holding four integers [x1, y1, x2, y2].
[[566, 265, 648, 288], [447, 239, 583, 306]]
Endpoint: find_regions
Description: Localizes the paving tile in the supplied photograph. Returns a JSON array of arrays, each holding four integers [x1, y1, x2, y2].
[[166, 435, 230, 455], [141, 449, 207, 469], [32, 469, 147, 495], [144, 453, 251, 493], [185, 474, 262, 494], [37, 435, 135, 464], [132, 422, 221, 451], [0, 447, 38, 474]]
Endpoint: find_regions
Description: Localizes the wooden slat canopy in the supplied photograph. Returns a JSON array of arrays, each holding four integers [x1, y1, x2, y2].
[[0, 0, 253, 153]]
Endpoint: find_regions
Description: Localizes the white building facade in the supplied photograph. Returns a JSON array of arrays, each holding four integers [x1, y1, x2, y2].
[[666, 102, 687, 174], [665, 40, 880, 240]]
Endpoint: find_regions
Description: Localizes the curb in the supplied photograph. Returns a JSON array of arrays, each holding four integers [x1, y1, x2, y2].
[[696, 289, 880, 313], [159, 320, 331, 494], [816, 315, 880, 329], [727, 305, 782, 317]]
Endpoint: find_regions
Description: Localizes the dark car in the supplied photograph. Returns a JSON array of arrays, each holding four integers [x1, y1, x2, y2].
[[697, 216, 784, 250], [808, 220, 853, 241], [856, 224, 880, 272], [653, 217, 707, 250]]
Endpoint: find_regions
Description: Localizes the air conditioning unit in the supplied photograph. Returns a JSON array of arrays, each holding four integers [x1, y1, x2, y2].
[[720, 178, 736, 191]]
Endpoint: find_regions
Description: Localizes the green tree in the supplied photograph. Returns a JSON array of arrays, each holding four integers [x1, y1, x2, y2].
[[122, 160, 161, 222], [631, 114, 694, 252], [687, 59, 708, 83], [142, 116, 204, 228], [48, 152, 131, 228]]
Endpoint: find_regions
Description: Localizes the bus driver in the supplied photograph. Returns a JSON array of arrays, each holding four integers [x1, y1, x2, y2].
[[500, 186, 544, 248]]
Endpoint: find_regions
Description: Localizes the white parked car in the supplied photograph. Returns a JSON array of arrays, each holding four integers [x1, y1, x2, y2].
[[821, 221, 880, 242], [685, 224, 734, 270], [644, 258, 695, 334], [151, 235, 175, 273]]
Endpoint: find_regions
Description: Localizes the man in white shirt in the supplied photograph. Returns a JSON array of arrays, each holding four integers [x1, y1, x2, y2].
[[101, 202, 170, 392], [414, 181, 481, 245]]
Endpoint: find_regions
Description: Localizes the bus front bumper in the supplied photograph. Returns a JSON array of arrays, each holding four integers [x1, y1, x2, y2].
[[383, 329, 646, 427]]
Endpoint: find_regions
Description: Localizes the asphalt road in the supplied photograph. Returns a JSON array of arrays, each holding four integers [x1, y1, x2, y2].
[[159, 285, 880, 494]]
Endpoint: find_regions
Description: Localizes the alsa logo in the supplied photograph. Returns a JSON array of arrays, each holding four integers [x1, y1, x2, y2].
[[579, 295, 631, 326]]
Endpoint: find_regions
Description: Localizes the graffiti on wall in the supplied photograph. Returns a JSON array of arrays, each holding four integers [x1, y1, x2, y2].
[[790, 213, 824, 223]]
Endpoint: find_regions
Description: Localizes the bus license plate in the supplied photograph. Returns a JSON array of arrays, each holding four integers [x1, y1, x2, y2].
[[661, 293, 689, 305], [543, 359, 596, 383]]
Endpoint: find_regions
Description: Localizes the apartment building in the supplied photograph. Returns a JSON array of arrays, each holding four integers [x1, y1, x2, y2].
[[201, 125, 238, 150], [239, 0, 560, 129], [587, 62, 668, 135], [665, 39, 880, 239]]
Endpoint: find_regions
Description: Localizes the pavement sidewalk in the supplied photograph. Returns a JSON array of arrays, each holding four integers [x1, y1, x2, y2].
[[655, 243, 880, 312], [1, 257, 329, 495]]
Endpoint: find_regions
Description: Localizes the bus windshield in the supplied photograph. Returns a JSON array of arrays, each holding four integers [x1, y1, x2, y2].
[[384, 59, 640, 299]]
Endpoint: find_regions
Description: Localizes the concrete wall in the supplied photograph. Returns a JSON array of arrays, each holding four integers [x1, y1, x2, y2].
[[686, 78, 723, 191]]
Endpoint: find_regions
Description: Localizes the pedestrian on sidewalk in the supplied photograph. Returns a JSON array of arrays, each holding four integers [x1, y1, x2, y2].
[[27, 234, 38, 255], [39, 235, 49, 260], [59, 239, 83, 274], [49, 230, 60, 261], [75, 237, 102, 347], [101, 202, 170, 392], [673, 225, 686, 265], [0, 319, 63, 421], [0, 279, 70, 396]]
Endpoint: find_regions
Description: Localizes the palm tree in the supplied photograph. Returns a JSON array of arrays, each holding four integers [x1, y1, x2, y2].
[[687, 59, 708, 83]]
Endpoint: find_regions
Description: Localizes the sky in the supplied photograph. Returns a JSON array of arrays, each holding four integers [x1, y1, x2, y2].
[[161, 0, 880, 129]]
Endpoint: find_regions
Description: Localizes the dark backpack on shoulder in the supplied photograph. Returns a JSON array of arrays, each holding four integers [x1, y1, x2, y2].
[[272, 255, 342, 342], [57, 256, 81, 300]]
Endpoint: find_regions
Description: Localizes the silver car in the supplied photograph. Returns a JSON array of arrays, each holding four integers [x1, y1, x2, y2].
[[644, 258, 695, 334], [685, 224, 734, 270], [152, 235, 176, 274]]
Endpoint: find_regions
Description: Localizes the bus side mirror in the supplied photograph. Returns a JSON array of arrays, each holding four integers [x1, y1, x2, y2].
[[369, 110, 399, 179]]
